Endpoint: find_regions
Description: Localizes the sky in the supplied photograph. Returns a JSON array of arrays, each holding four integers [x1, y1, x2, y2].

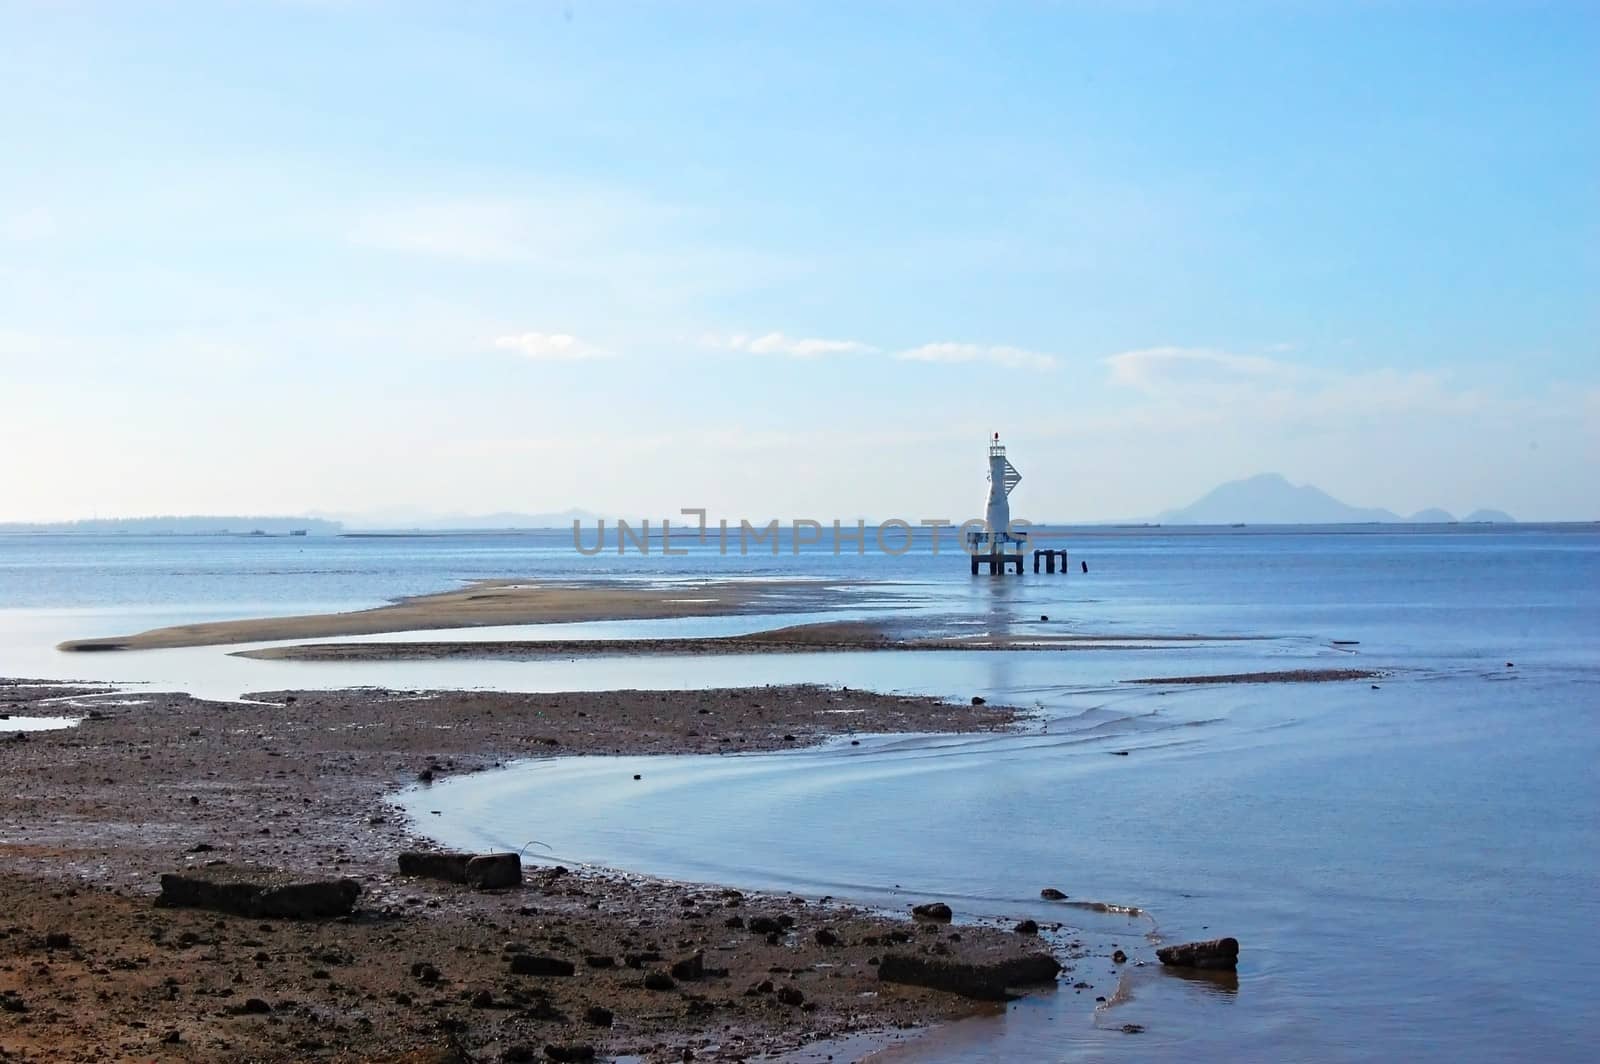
[[2, 1, 1596, 523]]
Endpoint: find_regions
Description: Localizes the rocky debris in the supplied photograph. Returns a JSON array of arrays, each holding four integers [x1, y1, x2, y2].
[[878, 951, 1062, 1001], [1040, 888, 1067, 900], [510, 955, 576, 977], [157, 864, 359, 919], [231, 998, 273, 1015], [582, 1004, 614, 1027], [814, 928, 838, 947], [912, 902, 953, 922], [1014, 920, 1039, 935], [397, 850, 472, 883], [44, 930, 72, 949], [776, 984, 805, 1006], [411, 961, 441, 984], [1156, 937, 1239, 970], [397, 849, 522, 889], [643, 970, 676, 991], [746, 915, 792, 935], [465, 852, 523, 889], [669, 952, 703, 981], [543, 1045, 596, 1062]]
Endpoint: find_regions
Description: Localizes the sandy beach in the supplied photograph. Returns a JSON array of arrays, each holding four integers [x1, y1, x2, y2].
[[56, 580, 861, 652], [0, 678, 1092, 1063]]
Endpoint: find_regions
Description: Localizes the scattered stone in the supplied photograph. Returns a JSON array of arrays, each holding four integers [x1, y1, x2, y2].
[[912, 902, 952, 922], [776, 984, 804, 1006], [44, 930, 71, 949], [814, 928, 838, 947], [1122, 1023, 1145, 1034], [232, 998, 272, 1015], [1113, 949, 1127, 964], [1014, 920, 1039, 935], [510, 955, 576, 977], [1156, 937, 1239, 970], [746, 916, 784, 935], [583, 955, 614, 969], [643, 970, 675, 991], [582, 1004, 613, 1027], [670, 952, 703, 981], [411, 962, 440, 984], [157, 865, 359, 919], [1040, 888, 1067, 900], [878, 951, 1062, 1001], [971, 696, 986, 706], [543, 1045, 596, 1062]]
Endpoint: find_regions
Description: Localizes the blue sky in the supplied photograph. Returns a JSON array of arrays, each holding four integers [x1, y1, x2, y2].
[[2, 1, 1595, 522]]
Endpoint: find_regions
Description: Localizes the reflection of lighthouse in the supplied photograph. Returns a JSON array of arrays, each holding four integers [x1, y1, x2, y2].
[[969, 433, 1027, 574]]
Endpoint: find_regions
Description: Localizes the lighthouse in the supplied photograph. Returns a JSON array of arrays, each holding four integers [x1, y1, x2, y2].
[[969, 433, 1028, 573], [985, 432, 1022, 536]]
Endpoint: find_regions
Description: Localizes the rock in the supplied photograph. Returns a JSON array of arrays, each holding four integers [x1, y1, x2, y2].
[[1040, 615, 1049, 621], [157, 865, 359, 919], [669, 952, 703, 981], [510, 955, 575, 977], [582, 1004, 613, 1027], [411, 962, 440, 984], [1122, 1023, 1145, 1033], [471, 989, 495, 1008], [44, 931, 71, 949], [1156, 937, 1239, 970], [583, 955, 614, 969], [1113, 949, 1127, 964], [233, 998, 272, 1015], [397, 851, 471, 884], [1014, 920, 1039, 935], [878, 951, 1062, 1001], [776, 984, 804, 1006], [465, 852, 522, 889], [543, 1046, 596, 1062], [417, 768, 434, 783], [971, 696, 986, 705], [1040, 888, 1067, 900], [814, 928, 838, 947], [746, 916, 784, 935], [912, 902, 953, 922], [642, 970, 675, 991]]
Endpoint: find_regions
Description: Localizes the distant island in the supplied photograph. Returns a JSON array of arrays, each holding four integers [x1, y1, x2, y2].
[[0, 516, 343, 535], [1157, 474, 1515, 526]]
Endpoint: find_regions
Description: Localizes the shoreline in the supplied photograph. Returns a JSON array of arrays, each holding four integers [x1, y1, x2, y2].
[[0, 678, 1091, 1062]]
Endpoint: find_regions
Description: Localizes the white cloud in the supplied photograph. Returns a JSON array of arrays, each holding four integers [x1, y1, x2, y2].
[[1104, 346, 1283, 390], [896, 342, 1058, 371], [492, 332, 606, 361], [704, 332, 876, 358]]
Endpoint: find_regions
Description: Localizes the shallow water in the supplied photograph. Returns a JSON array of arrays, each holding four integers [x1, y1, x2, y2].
[[2, 526, 1597, 1060]]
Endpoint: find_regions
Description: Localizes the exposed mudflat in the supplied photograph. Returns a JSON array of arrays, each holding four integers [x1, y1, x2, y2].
[[0, 678, 1080, 1063]]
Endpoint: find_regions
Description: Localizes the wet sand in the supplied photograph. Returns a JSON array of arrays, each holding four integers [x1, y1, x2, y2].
[[237, 620, 1266, 662], [0, 678, 1082, 1063], [56, 579, 858, 652]]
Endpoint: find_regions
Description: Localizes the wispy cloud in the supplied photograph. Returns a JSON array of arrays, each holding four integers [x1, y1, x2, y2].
[[703, 332, 876, 358], [1104, 346, 1283, 391], [896, 342, 1058, 371], [492, 332, 607, 361]]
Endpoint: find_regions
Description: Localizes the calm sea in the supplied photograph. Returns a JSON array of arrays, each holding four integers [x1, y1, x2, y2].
[[2, 526, 1597, 1061]]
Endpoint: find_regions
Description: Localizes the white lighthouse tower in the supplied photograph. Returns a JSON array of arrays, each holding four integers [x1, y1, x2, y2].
[[969, 433, 1027, 573], [985, 432, 1022, 536]]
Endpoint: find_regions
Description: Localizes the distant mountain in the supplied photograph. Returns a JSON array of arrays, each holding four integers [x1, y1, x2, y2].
[[0, 516, 341, 534], [1463, 508, 1516, 524], [1157, 474, 1514, 525]]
